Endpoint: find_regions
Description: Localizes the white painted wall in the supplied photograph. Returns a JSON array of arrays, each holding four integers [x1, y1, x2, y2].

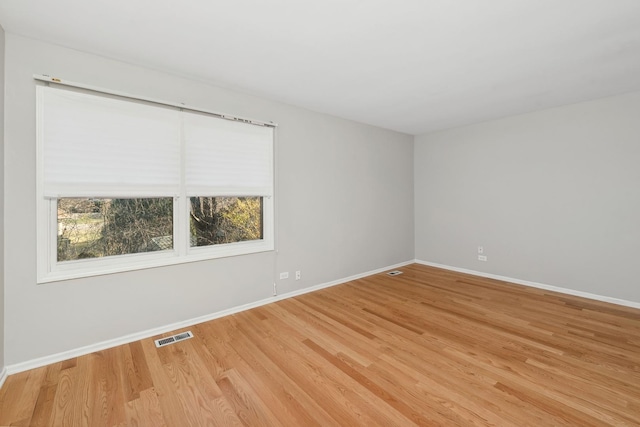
[[0, 25, 5, 373], [4, 34, 414, 365], [415, 91, 640, 303]]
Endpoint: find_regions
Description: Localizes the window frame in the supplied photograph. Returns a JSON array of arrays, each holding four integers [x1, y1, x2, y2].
[[36, 84, 275, 284]]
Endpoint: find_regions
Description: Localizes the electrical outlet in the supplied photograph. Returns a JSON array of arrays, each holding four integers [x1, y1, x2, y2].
[[295, 271, 301, 280], [478, 246, 484, 254], [279, 272, 289, 279], [478, 255, 487, 261]]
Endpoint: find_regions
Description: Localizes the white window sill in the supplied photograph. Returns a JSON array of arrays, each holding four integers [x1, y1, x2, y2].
[[38, 240, 274, 284]]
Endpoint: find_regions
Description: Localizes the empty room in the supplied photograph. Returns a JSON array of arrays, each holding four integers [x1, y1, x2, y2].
[[0, 0, 639, 425]]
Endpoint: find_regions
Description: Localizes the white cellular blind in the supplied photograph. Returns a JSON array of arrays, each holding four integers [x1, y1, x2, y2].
[[184, 111, 274, 197], [39, 86, 181, 198]]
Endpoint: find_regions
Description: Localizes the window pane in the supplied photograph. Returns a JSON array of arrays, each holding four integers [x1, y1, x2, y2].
[[190, 197, 263, 247], [57, 198, 173, 261]]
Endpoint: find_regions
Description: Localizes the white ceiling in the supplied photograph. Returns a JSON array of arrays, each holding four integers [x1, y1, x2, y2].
[[1, 1, 640, 135]]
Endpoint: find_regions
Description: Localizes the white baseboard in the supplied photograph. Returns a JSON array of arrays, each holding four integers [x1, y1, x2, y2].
[[272, 259, 413, 302], [5, 259, 414, 376], [0, 366, 7, 390], [415, 259, 640, 310]]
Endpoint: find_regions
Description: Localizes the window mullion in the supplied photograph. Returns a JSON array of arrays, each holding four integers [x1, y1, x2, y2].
[[173, 196, 185, 256], [177, 111, 188, 256]]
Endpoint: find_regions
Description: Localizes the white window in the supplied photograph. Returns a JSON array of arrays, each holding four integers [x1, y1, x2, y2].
[[37, 85, 274, 283]]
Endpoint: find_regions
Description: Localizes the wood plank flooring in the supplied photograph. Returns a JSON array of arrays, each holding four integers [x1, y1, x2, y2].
[[1, 263, 640, 426]]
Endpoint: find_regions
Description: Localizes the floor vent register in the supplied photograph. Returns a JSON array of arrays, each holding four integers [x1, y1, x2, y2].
[[154, 331, 194, 348]]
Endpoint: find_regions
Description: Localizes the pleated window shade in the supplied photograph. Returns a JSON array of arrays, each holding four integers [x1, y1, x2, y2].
[[38, 86, 273, 199], [184, 111, 273, 197], [39, 87, 182, 198]]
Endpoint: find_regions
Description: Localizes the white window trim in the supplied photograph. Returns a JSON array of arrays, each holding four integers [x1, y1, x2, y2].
[[38, 196, 274, 283], [36, 83, 275, 284]]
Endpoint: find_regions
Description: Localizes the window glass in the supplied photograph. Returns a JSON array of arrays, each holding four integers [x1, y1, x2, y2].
[[190, 196, 263, 247], [57, 198, 173, 261]]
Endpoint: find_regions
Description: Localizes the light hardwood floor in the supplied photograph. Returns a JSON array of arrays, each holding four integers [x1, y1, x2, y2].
[[1, 264, 640, 426]]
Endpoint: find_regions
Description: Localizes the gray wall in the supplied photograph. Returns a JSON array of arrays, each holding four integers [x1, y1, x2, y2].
[[4, 34, 414, 365], [415, 91, 640, 303], [0, 25, 5, 372]]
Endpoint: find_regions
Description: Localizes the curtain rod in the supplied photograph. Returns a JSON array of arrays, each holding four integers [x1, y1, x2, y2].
[[33, 74, 278, 128]]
